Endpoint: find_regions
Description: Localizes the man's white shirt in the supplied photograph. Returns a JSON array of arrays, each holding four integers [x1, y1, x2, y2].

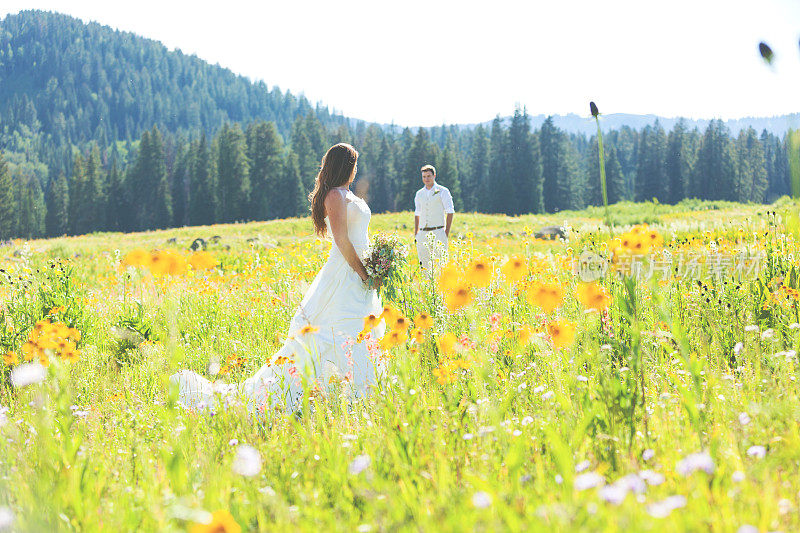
[[414, 183, 455, 229]]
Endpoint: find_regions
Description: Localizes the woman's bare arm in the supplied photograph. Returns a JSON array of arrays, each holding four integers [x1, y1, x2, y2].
[[324, 190, 369, 281]]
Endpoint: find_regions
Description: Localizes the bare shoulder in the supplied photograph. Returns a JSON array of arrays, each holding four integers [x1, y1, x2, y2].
[[324, 188, 347, 214]]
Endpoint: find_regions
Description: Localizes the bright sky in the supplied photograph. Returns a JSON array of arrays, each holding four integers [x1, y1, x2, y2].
[[2, 0, 799, 126]]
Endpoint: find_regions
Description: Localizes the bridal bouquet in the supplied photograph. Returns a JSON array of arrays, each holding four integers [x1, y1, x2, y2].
[[363, 233, 409, 300]]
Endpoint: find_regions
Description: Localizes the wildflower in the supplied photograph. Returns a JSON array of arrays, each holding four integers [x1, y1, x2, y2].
[[517, 325, 534, 344], [412, 328, 425, 344], [0, 507, 12, 530], [437, 333, 458, 355], [348, 454, 371, 475], [379, 330, 407, 350], [526, 282, 563, 314], [746, 445, 766, 459], [3, 352, 18, 366], [647, 495, 687, 518], [232, 445, 262, 477], [438, 263, 461, 292], [391, 315, 410, 333], [738, 412, 751, 425], [122, 248, 150, 267], [363, 314, 379, 331], [299, 325, 320, 336], [676, 451, 715, 476], [445, 283, 472, 312], [379, 305, 399, 323], [573, 471, 604, 490], [576, 282, 612, 311], [433, 364, 457, 385], [189, 251, 218, 271], [502, 255, 527, 283], [642, 449, 655, 461], [189, 509, 241, 533], [414, 312, 433, 331], [466, 258, 492, 287], [471, 491, 492, 508], [10, 363, 46, 388], [638, 469, 665, 486], [546, 320, 576, 349]]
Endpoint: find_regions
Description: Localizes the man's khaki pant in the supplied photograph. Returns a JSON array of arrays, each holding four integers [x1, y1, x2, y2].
[[416, 228, 448, 269]]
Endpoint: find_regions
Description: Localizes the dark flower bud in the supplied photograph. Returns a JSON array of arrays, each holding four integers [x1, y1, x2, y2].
[[590, 101, 599, 118], [759, 42, 773, 64]]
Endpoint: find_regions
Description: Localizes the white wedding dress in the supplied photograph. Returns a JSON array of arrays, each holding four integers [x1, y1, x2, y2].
[[170, 188, 385, 413]]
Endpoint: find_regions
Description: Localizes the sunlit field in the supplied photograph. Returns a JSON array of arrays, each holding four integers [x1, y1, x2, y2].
[[2, 199, 800, 532]]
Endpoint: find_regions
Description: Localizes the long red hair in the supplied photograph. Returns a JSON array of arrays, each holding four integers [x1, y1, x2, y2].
[[308, 143, 359, 236]]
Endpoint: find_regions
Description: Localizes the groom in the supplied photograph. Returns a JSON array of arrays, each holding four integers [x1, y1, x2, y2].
[[414, 164, 455, 269]]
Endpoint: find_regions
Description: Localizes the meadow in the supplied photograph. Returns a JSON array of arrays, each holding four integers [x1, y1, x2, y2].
[[1, 199, 799, 532]]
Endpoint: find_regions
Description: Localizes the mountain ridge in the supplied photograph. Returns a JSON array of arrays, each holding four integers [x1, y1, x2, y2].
[[1, 9, 797, 138]]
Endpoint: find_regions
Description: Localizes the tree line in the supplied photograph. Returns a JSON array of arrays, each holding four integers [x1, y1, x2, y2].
[[0, 107, 794, 239]]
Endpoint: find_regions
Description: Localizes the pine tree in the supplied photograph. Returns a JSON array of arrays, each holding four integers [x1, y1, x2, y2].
[[507, 107, 542, 214], [736, 127, 767, 203], [604, 146, 626, 205], [693, 120, 739, 201], [291, 116, 318, 192], [540, 117, 560, 212], [46, 172, 70, 236], [666, 119, 694, 204], [76, 144, 106, 233], [485, 117, 508, 214], [129, 127, 171, 230], [0, 153, 16, 239], [561, 137, 584, 211], [188, 133, 217, 226], [466, 125, 489, 212], [105, 147, 130, 231], [282, 150, 307, 218], [370, 135, 395, 213], [436, 135, 463, 211], [68, 154, 86, 234], [216, 123, 250, 223], [398, 128, 436, 211], [15, 172, 46, 239], [635, 122, 668, 202], [247, 121, 284, 220], [171, 144, 190, 227]]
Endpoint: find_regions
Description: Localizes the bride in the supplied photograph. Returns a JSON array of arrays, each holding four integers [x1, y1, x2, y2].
[[171, 143, 386, 413]]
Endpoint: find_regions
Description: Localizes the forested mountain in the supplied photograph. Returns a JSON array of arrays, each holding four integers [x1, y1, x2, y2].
[[0, 10, 796, 240]]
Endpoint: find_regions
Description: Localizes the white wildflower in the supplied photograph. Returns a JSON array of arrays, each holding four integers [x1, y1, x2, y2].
[[10, 363, 46, 388], [647, 495, 687, 518], [642, 449, 655, 462], [746, 445, 766, 459], [639, 469, 665, 486], [0, 507, 12, 530], [676, 452, 715, 476], [348, 454, 371, 475], [574, 471, 605, 491], [232, 445, 262, 477], [472, 491, 492, 508]]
